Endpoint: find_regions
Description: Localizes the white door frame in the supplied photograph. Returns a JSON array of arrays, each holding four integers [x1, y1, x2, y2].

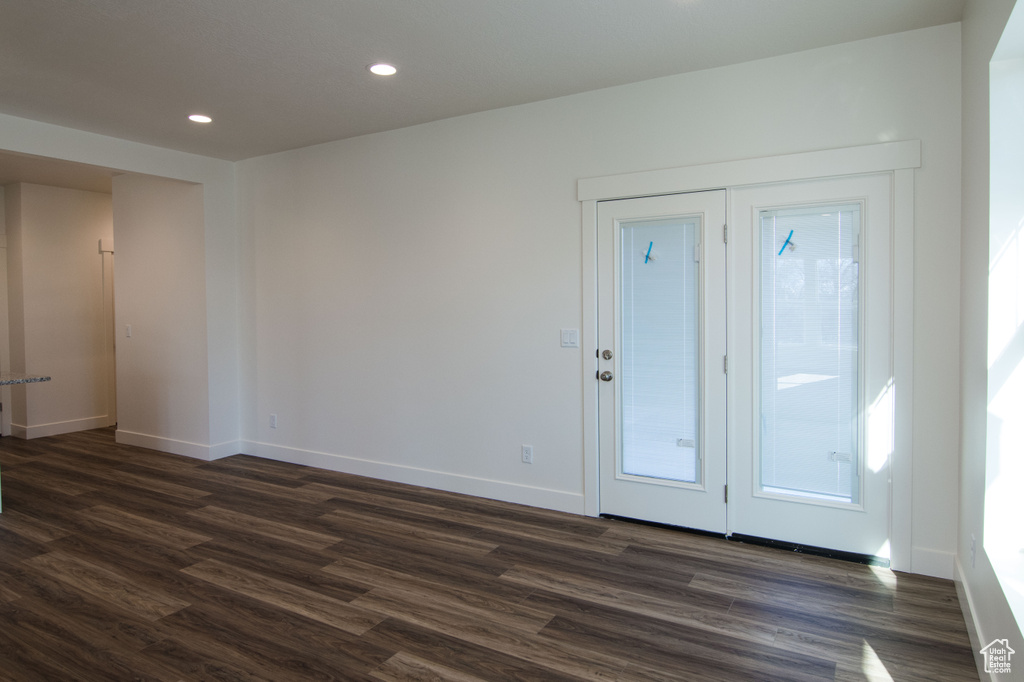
[[597, 191, 728, 532], [579, 140, 919, 571]]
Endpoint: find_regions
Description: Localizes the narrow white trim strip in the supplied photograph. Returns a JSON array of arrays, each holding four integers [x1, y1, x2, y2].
[[578, 140, 921, 202], [242, 440, 585, 515], [114, 430, 237, 462], [12, 415, 114, 440]]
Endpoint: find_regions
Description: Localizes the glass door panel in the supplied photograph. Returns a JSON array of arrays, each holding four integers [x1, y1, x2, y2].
[[759, 204, 861, 503], [620, 217, 700, 484]]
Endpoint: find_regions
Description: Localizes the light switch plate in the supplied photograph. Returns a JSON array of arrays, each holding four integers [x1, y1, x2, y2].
[[560, 329, 579, 348]]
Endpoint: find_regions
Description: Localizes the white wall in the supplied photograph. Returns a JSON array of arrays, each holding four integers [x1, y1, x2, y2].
[[958, 0, 1024, 674], [4, 182, 115, 438], [238, 23, 964, 573], [111, 174, 212, 455], [0, 114, 240, 459], [5, 185, 24, 430], [0, 186, 10, 436]]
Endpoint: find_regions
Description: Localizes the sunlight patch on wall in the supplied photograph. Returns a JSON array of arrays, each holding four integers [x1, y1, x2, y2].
[[867, 379, 894, 474], [986, 14, 1024, 633]]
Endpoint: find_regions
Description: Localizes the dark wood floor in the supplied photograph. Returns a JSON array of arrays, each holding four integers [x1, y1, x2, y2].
[[0, 429, 976, 681]]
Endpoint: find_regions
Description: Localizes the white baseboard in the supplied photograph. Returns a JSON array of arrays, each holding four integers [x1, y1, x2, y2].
[[115, 429, 239, 462], [954, 556, 990, 681], [11, 415, 114, 440], [241, 440, 585, 515], [207, 439, 242, 461], [911, 547, 955, 579]]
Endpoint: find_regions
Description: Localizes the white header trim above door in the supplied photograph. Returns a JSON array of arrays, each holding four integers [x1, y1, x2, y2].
[[578, 140, 920, 202]]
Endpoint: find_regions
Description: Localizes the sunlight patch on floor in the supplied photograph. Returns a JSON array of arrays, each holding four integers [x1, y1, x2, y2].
[[860, 640, 895, 681]]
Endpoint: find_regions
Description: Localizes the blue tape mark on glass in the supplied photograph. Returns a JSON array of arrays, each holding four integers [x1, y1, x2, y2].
[[645, 241, 653, 264], [778, 230, 794, 256]]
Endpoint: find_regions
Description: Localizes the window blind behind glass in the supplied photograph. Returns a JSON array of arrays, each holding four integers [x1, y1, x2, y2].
[[620, 217, 700, 484], [759, 204, 860, 502]]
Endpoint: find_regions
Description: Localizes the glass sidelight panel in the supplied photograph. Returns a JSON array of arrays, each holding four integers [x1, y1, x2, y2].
[[760, 204, 860, 503], [620, 216, 701, 484]]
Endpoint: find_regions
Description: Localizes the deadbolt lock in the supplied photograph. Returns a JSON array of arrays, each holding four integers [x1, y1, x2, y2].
[[602, 350, 613, 360]]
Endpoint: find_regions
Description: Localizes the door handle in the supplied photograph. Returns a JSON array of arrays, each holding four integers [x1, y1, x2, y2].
[[598, 371, 614, 382]]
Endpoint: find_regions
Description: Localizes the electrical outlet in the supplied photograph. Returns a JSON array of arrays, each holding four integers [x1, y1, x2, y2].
[[270, 414, 278, 429], [521, 445, 533, 464]]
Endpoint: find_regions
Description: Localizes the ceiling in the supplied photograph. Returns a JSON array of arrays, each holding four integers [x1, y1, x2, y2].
[[0, 151, 115, 193], [0, 0, 964, 190]]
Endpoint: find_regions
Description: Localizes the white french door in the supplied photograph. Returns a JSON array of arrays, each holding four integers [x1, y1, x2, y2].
[[728, 174, 893, 558], [597, 191, 727, 532], [596, 174, 893, 559]]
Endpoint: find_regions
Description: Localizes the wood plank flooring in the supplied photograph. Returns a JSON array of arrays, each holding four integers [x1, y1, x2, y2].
[[0, 429, 977, 681]]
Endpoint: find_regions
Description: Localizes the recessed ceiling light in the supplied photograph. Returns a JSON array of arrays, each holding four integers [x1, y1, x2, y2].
[[189, 114, 213, 123], [368, 63, 397, 76]]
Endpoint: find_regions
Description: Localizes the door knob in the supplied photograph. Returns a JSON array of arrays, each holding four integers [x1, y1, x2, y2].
[[599, 371, 614, 382]]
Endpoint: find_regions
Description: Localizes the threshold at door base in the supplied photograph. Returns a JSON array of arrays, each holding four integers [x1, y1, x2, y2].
[[600, 514, 726, 539], [600, 515, 890, 568], [727, 533, 890, 567]]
